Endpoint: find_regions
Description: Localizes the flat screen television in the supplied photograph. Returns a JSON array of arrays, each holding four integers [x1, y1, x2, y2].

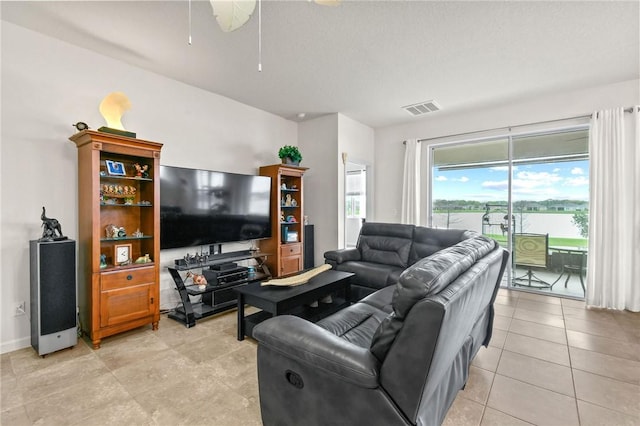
[[160, 165, 272, 249]]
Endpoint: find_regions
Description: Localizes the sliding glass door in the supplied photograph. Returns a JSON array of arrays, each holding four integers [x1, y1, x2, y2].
[[430, 127, 589, 298]]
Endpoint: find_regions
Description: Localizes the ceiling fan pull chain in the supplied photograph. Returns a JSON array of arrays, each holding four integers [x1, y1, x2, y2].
[[188, 0, 192, 45], [258, 0, 262, 72]]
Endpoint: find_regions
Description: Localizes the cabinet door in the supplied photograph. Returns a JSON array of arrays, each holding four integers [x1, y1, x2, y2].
[[100, 283, 154, 327], [100, 268, 155, 328], [281, 255, 303, 276]]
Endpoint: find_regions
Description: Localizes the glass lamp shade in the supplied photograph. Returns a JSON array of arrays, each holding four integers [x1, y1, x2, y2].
[[210, 0, 256, 32]]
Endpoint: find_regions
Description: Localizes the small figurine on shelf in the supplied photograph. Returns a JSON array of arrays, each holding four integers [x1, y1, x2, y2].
[[133, 163, 149, 178], [280, 212, 285, 223], [132, 228, 144, 238], [39, 207, 66, 241], [285, 194, 293, 207], [134, 253, 152, 264], [100, 254, 108, 269], [186, 271, 207, 290], [286, 215, 297, 223], [105, 224, 117, 238]]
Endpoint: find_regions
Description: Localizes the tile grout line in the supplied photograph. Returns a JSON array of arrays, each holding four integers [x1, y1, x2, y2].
[[562, 300, 583, 426]]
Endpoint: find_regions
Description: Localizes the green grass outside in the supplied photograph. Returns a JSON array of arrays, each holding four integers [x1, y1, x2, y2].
[[433, 209, 582, 215], [486, 234, 588, 248]]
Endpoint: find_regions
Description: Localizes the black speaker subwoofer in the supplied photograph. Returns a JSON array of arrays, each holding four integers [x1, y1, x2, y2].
[[304, 224, 314, 269], [30, 239, 77, 356]]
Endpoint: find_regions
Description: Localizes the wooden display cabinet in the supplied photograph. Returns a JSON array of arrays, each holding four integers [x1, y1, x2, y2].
[[70, 130, 162, 349], [258, 164, 307, 277]]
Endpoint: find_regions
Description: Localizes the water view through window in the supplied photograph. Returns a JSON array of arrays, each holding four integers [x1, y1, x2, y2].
[[430, 129, 589, 298]]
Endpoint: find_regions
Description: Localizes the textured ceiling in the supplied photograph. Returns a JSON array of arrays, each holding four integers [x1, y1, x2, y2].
[[2, 0, 638, 128]]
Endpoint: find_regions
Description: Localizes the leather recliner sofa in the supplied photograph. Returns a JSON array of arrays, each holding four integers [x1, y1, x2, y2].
[[324, 222, 478, 301], [253, 233, 509, 426]]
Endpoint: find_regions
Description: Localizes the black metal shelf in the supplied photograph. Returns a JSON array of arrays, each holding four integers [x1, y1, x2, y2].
[[173, 250, 271, 271], [167, 251, 272, 328]]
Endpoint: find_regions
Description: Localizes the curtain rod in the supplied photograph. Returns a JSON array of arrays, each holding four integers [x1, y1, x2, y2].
[[402, 106, 639, 145]]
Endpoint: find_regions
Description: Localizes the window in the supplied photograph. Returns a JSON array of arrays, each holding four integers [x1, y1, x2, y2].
[[430, 127, 589, 298]]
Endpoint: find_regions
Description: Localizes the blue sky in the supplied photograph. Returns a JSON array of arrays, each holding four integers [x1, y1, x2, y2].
[[432, 160, 589, 202]]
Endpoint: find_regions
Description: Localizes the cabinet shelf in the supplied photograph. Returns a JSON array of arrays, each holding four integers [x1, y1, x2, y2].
[[100, 203, 153, 207], [100, 175, 153, 182], [100, 262, 156, 273], [70, 129, 162, 349], [259, 164, 308, 278], [101, 235, 153, 242]]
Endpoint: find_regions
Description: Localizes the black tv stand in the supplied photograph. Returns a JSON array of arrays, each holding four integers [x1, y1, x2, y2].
[[168, 250, 271, 328]]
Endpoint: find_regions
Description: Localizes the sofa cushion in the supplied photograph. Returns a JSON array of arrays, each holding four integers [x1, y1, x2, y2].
[[358, 223, 414, 268], [316, 302, 388, 348], [336, 261, 405, 290], [409, 227, 478, 265], [359, 286, 395, 313], [369, 236, 496, 361]]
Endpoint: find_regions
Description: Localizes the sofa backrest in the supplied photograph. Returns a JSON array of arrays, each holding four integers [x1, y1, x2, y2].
[[357, 222, 415, 268], [369, 236, 507, 424], [409, 226, 478, 265]]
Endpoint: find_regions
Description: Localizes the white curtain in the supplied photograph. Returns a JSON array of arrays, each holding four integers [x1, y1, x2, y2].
[[587, 107, 640, 311], [401, 139, 421, 224]]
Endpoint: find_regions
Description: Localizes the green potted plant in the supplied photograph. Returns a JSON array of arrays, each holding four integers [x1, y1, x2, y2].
[[278, 145, 303, 166]]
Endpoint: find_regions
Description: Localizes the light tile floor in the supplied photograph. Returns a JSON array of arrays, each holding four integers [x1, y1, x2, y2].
[[2, 289, 639, 425]]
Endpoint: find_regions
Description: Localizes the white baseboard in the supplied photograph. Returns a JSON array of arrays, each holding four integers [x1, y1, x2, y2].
[[1, 336, 31, 355]]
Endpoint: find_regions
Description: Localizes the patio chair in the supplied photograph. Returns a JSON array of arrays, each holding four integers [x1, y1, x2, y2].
[[513, 233, 551, 288]]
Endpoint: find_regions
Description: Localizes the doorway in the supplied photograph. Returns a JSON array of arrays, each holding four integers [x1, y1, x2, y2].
[[345, 161, 367, 247]]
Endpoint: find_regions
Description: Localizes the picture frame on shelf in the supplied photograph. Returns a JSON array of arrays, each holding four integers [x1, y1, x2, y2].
[[105, 160, 126, 176], [114, 243, 132, 266]]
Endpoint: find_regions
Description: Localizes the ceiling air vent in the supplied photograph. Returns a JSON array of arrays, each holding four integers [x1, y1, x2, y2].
[[402, 100, 441, 116]]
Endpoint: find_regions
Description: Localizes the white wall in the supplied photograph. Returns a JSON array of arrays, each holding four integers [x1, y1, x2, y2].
[[374, 79, 640, 223], [298, 115, 339, 266], [0, 22, 297, 353], [338, 114, 375, 245], [298, 114, 375, 266]]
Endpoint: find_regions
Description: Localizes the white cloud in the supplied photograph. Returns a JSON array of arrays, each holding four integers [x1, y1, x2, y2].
[[435, 176, 447, 181], [489, 166, 517, 172], [565, 176, 589, 186], [571, 167, 584, 175], [482, 170, 565, 200], [454, 176, 469, 183], [515, 171, 563, 186]]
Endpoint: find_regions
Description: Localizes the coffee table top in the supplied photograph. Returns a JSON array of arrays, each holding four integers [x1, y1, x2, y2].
[[235, 270, 354, 303]]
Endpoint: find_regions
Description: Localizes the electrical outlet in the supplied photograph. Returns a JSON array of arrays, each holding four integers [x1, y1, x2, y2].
[[15, 301, 26, 316]]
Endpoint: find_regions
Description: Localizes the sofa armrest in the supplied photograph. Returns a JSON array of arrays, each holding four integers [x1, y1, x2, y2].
[[324, 247, 361, 265], [253, 315, 380, 388]]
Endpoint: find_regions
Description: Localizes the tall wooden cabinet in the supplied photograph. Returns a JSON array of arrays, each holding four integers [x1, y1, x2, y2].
[[70, 130, 162, 349], [259, 164, 308, 277]]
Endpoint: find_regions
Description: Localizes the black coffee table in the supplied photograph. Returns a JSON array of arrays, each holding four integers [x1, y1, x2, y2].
[[234, 270, 354, 340]]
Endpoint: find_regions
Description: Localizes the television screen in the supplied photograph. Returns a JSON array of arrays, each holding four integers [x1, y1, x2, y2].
[[160, 165, 272, 249]]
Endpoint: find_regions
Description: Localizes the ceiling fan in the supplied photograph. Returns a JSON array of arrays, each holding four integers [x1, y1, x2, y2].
[[210, 0, 340, 33]]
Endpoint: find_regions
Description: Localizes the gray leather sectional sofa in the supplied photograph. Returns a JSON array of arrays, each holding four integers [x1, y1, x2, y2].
[[325, 222, 479, 301], [253, 224, 509, 426]]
